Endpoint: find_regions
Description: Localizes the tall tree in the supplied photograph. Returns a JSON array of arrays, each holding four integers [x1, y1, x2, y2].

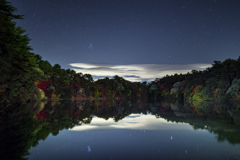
[[0, 0, 40, 102]]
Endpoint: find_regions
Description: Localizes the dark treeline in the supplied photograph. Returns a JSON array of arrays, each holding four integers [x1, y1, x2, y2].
[[0, 0, 149, 103], [1, 0, 240, 104], [149, 58, 240, 103]]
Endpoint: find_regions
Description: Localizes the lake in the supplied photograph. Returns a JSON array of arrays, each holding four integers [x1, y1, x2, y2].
[[1, 100, 240, 160]]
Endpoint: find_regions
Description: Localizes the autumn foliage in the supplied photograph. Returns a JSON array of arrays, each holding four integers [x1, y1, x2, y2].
[[36, 110, 48, 120], [191, 85, 200, 96], [70, 83, 81, 90], [37, 81, 50, 91]]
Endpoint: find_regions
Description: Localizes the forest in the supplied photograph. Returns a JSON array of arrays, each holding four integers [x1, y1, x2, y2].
[[1, 0, 240, 104]]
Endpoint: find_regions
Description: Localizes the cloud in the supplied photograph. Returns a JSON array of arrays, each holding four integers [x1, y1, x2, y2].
[[69, 63, 212, 82], [69, 114, 194, 131], [124, 75, 141, 78]]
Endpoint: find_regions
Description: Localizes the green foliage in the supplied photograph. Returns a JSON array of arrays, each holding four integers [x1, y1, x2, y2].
[[226, 79, 240, 96], [94, 89, 101, 100], [149, 84, 157, 91], [170, 81, 183, 97], [0, 0, 42, 102], [47, 85, 55, 91], [173, 81, 182, 88], [59, 88, 74, 99], [170, 88, 179, 95], [192, 85, 204, 102], [33, 88, 46, 101], [161, 90, 169, 97]]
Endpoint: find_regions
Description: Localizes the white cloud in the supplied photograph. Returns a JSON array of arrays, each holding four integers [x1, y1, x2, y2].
[[69, 114, 194, 131], [69, 63, 212, 82]]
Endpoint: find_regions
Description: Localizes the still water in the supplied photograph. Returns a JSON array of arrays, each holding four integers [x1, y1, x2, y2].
[[1, 100, 240, 160]]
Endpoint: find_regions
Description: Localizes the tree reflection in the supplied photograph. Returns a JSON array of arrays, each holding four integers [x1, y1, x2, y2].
[[0, 100, 240, 159], [0, 100, 93, 159], [154, 101, 240, 144]]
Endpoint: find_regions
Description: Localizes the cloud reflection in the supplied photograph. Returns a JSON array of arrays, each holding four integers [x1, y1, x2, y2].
[[69, 63, 211, 81], [69, 114, 194, 131]]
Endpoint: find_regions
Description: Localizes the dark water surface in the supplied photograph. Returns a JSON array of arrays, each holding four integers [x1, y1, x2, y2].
[[1, 100, 240, 160]]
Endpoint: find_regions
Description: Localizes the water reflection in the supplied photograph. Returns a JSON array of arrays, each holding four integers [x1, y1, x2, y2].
[[0, 100, 240, 159], [70, 114, 193, 131]]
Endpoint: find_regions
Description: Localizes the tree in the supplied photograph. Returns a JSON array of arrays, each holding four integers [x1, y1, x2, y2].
[[36, 54, 53, 76], [0, 0, 41, 102]]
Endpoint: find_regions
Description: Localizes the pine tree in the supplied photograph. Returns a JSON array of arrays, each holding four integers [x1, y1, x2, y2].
[[0, 0, 40, 102]]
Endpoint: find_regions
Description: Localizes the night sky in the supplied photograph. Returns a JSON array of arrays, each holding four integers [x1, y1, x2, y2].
[[8, 0, 240, 81]]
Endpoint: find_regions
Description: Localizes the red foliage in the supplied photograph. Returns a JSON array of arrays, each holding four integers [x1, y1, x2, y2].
[[191, 85, 200, 96], [70, 83, 81, 90], [158, 83, 166, 90], [37, 81, 50, 91], [36, 110, 48, 120]]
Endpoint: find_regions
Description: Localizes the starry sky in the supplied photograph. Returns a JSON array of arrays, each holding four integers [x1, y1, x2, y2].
[[8, 0, 240, 81]]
